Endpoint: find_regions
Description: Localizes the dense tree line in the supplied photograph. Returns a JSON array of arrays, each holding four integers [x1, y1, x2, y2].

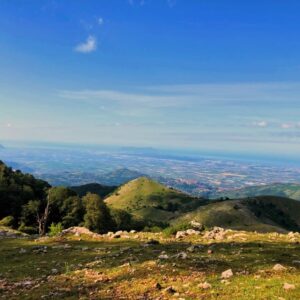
[[0, 161, 136, 235]]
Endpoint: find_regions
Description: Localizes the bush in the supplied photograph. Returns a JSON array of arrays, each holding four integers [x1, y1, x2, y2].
[[18, 223, 38, 235], [163, 223, 190, 237], [143, 225, 163, 233], [48, 222, 63, 237], [0, 216, 14, 227]]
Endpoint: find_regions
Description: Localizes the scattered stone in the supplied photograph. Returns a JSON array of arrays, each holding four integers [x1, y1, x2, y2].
[[155, 282, 162, 290], [221, 269, 233, 279], [283, 283, 295, 290], [158, 254, 169, 260], [51, 269, 58, 274], [165, 286, 176, 294], [207, 249, 213, 255], [176, 231, 187, 239], [198, 282, 212, 289], [175, 252, 188, 259], [190, 220, 204, 231], [273, 264, 287, 271], [19, 248, 27, 254], [204, 227, 226, 240]]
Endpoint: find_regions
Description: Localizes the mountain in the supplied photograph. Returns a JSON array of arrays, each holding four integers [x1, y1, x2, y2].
[[211, 183, 300, 201], [105, 177, 206, 225], [171, 196, 300, 233], [70, 183, 117, 198]]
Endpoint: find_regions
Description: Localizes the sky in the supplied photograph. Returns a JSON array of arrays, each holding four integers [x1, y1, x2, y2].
[[1, 0, 300, 159]]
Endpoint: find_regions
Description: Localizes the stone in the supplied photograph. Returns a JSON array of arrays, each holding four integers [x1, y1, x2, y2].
[[273, 264, 287, 271], [176, 231, 187, 239], [283, 283, 295, 290], [158, 254, 169, 260], [198, 282, 212, 289], [19, 248, 27, 254], [221, 269, 233, 279]]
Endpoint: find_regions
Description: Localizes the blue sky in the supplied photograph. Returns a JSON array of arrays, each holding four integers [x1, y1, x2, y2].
[[1, 0, 300, 158]]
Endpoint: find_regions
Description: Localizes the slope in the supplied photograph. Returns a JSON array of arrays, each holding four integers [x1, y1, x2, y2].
[[171, 196, 300, 233]]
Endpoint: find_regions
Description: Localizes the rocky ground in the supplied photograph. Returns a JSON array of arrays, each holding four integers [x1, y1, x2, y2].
[[0, 227, 300, 299]]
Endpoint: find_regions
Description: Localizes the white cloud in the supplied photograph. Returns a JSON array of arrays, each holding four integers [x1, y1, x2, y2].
[[98, 17, 104, 25], [253, 121, 268, 128], [74, 36, 97, 53], [281, 123, 294, 129]]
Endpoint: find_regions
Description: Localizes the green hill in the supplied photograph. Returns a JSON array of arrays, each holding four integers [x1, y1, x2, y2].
[[211, 183, 300, 200], [172, 196, 300, 233], [105, 177, 206, 225], [70, 183, 116, 198]]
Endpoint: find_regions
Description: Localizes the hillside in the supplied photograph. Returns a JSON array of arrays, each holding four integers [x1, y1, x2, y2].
[[211, 183, 300, 200], [70, 183, 116, 198], [0, 160, 50, 222], [105, 177, 206, 225], [172, 196, 300, 233]]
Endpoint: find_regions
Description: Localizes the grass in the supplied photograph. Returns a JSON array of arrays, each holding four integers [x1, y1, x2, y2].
[[0, 230, 300, 299]]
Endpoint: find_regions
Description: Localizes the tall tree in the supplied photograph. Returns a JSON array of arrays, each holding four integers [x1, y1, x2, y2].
[[83, 193, 114, 233]]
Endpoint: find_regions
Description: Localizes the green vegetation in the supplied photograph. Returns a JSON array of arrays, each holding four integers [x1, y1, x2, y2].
[[171, 196, 300, 233], [211, 183, 300, 201], [70, 183, 116, 198]]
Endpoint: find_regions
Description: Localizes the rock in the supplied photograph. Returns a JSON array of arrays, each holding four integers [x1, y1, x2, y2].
[[190, 220, 204, 231], [176, 231, 187, 239], [112, 234, 121, 239], [176, 252, 188, 259], [51, 268, 58, 274], [158, 254, 169, 260], [198, 282, 212, 289], [19, 248, 27, 254], [273, 264, 287, 271], [165, 286, 176, 294], [283, 283, 295, 290], [221, 269, 233, 279], [207, 249, 213, 255], [187, 245, 195, 252], [204, 227, 226, 240], [155, 282, 162, 290], [186, 229, 200, 235], [61, 227, 97, 237], [130, 230, 137, 234]]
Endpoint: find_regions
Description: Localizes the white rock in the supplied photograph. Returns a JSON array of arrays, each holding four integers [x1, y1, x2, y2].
[[221, 269, 233, 279]]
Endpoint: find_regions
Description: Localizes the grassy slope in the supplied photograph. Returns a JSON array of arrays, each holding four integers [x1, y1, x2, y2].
[[1, 231, 300, 299], [105, 177, 204, 223], [211, 183, 300, 200], [172, 196, 300, 233]]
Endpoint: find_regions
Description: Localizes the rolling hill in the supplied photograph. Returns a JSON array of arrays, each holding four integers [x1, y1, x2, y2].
[[211, 183, 300, 201], [105, 177, 206, 225], [171, 196, 300, 233]]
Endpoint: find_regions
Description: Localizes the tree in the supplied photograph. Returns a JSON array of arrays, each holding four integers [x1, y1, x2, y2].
[[61, 195, 85, 228], [111, 209, 132, 231], [83, 193, 114, 233]]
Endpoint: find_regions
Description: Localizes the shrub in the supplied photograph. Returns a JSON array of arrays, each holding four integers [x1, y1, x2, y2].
[[0, 216, 14, 227], [18, 223, 38, 234], [48, 222, 63, 236], [163, 223, 190, 237]]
